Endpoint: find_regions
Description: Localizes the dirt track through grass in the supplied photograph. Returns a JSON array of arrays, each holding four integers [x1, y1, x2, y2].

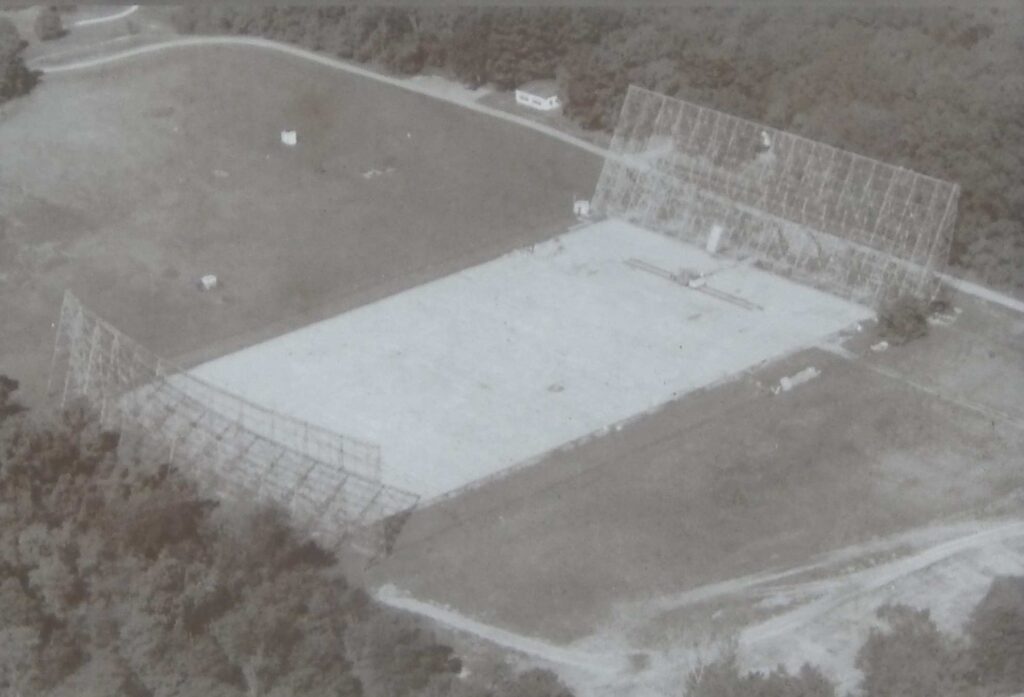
[[373, 345, 1024, 642]]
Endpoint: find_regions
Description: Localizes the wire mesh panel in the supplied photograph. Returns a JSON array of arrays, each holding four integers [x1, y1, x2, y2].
[[593, 85, 960, 306], [46, 292, 418, 558]]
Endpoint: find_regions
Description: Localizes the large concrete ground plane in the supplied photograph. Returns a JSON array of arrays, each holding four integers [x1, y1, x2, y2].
[[190, 220, 872, 500]]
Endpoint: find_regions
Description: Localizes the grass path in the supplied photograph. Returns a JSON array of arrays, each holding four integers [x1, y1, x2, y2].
[[377, 518, 1024, 696]]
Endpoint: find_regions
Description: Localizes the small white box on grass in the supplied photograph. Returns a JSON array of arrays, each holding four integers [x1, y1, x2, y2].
[[198, 274, 218, 291], [281, 130, 297, 146]]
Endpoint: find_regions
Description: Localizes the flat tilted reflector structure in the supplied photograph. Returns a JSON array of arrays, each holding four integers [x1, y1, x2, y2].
[[592, 85, 960, 306]]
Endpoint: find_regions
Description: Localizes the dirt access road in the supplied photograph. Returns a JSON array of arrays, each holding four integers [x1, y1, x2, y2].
[[375, 517, 1024, 697], [30, 35, 612, 161]]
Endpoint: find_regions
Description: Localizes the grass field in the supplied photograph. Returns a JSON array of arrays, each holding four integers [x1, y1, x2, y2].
[[0, 45, 601, 405], [372, 331, 1024, 643]]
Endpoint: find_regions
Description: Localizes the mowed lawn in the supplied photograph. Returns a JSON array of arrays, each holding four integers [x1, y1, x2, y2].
[[0, 45, 601, 404]]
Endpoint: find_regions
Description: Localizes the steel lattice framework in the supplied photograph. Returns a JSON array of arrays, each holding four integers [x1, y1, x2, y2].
[[47, 292, 418, 557], [592, 85, 960, 306]]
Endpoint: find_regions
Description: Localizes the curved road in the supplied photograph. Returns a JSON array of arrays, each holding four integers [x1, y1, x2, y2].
[[72, 5, 139, 27], [376, 518, 1024, 690], [742, 519, 1024, 644], [33, 35, 612, 161], [32, 34, 1024, 315]]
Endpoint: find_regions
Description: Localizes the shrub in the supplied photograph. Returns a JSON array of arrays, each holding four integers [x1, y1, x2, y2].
[[685, 650, 836, 697], [877, 295, 930, 345], [0, 375, 25, 420], [966, 575, 1024, 691], [496, 668, 576, 697], [855, 604, 971, 697], [0, 18, 40, 103], [384, 37, 427, 75], [346, 610, 460, 697], [431, 659, 575, 697], [34, 7, 66, 42]]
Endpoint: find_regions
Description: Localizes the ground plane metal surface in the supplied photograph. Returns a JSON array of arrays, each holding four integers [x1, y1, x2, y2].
[[190, 220, 873, 500]]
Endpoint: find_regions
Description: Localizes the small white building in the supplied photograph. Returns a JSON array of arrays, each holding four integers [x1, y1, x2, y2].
[[281, 130, 298, 146], [706, 224, 725, 254], [573, 199, 591, 219], [515, 81, 561, 112]]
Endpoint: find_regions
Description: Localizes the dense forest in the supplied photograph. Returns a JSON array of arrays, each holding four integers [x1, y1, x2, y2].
[[2, 373, 1023, 695], [172, 6, 1024, 294], [0, 378, 578, 697]]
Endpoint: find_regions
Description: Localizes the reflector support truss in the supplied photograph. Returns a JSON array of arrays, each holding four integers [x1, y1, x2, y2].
[[47, 292, 418, 556], [593, 86, 960, 305]]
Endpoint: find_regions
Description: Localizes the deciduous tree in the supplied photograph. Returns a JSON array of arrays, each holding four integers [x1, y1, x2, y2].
[[34, 6, 65, 42]]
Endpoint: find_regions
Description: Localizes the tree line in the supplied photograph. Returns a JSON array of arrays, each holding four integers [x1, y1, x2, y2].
[[171, 6, 1024, 295], [686, 585, 1024, 697], [2, 369, 1023, 696], [0, 377, 575, 697]]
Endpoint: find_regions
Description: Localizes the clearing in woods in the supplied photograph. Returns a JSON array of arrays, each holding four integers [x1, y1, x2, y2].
[[6, 37, 1024, 694]]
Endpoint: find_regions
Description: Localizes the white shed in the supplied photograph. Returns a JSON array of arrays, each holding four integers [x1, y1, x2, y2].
[[281, 130, 298, 146], [706, 224, 725, 254], [514, 81, 561, 112]]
